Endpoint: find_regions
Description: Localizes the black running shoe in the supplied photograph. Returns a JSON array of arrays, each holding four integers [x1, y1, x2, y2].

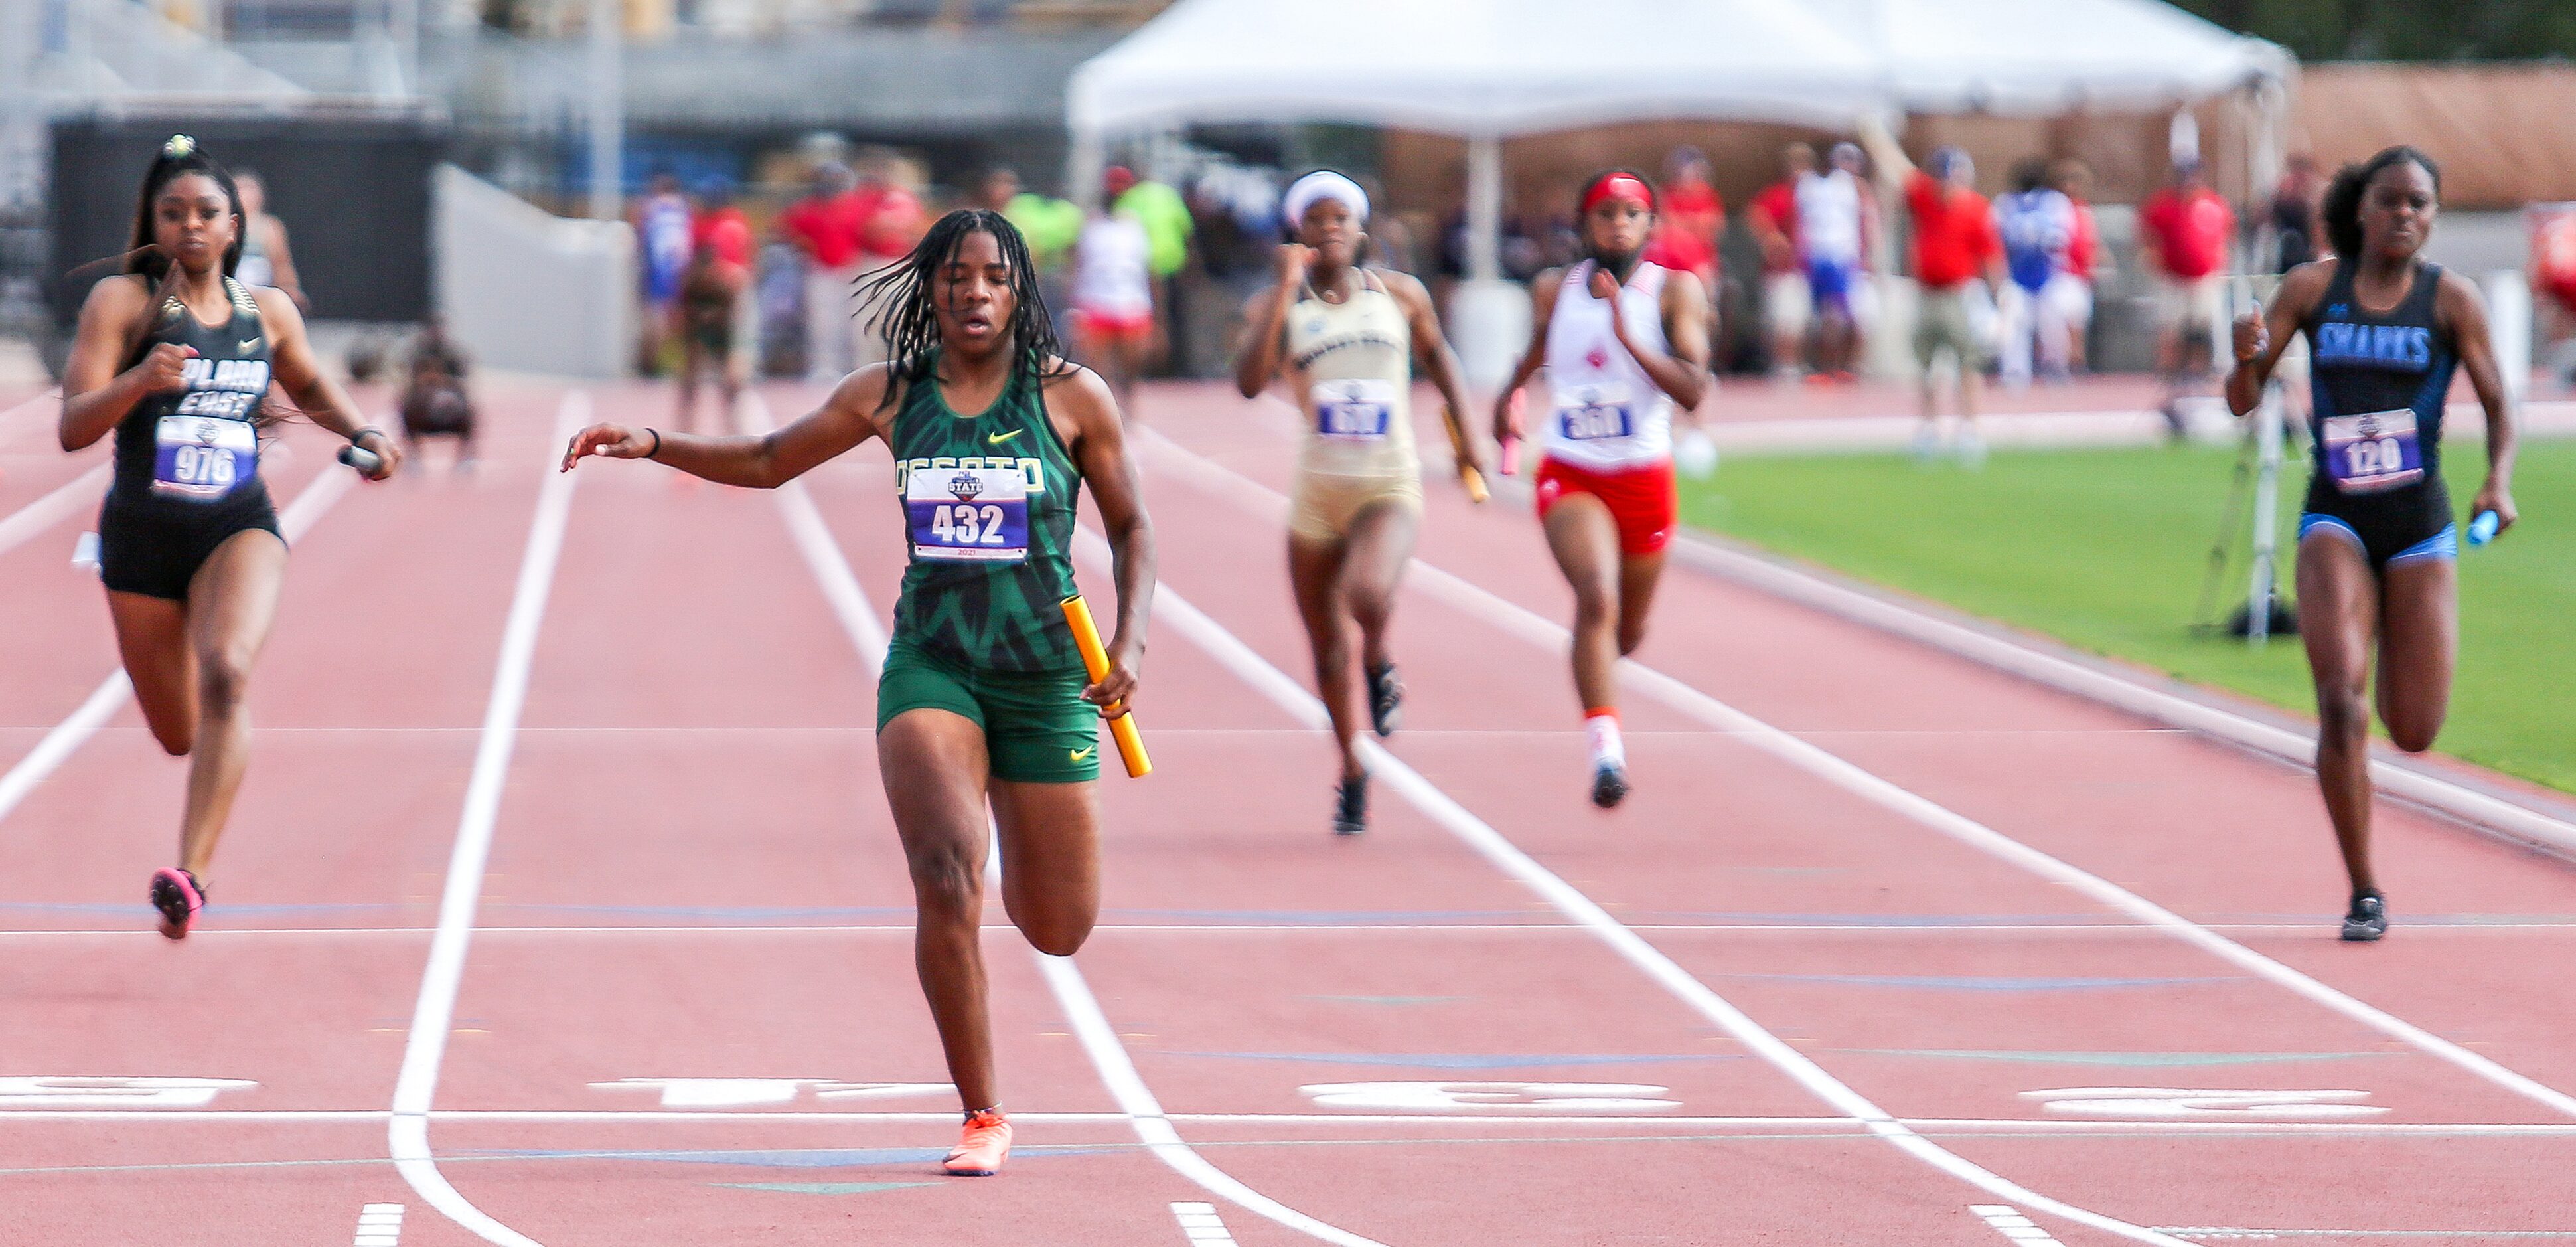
[[1366, 663, 1403, 738], [150, 867, 205, 941], [1333, 774, 1369, 836], [1590, 762, 1630, 809], [2340, 892, 2387, 942]]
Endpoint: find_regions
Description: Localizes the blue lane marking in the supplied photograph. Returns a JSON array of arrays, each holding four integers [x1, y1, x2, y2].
[[499, 904, 915, 921], [463, 1145, 1114, 1169], [1842, 1049, 2397, 1067], [1104, 908, 1544, 925], [1166, 1052, 1735, 1070], [1724, 973, 2245, 991], [1302, 995, 1470, 1007], [1645, 912, 2121, 927], [712, 1181, 939, 1195]]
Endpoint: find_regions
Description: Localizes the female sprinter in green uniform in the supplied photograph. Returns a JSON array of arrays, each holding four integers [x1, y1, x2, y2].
[[561, 208, 1154, 1177], [58, 136, 399, 939]]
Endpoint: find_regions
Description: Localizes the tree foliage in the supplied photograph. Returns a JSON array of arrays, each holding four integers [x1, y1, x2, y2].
[[2172, 0, 2576, 61]]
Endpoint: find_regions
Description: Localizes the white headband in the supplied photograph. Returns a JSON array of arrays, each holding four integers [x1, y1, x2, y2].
[[1282, 171, 1369, 229]]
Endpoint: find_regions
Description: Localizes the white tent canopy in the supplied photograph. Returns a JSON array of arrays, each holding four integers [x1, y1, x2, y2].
[[1068, 0, 2291, 384], [1071, 0, 2290, 141], [1813, 0, 2291, 115], [1069, 0, 1883, 139]]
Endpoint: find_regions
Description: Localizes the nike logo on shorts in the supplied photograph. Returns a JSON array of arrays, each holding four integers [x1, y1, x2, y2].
[[1069, 746, 1095, 762], [988, 429, 1022, 445]]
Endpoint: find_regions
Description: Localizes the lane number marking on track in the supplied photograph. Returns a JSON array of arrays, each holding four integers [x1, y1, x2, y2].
[[1298, 1082, 1681, 1112], [2022, 1088, 2387, 1118], [0, 1076, 257, 1108], [1172, 1202, 1240, 1245], [352, 1203, 404, 1247], [1972, 1205, 2065, 1244], [587, 1078, 951, 1108]]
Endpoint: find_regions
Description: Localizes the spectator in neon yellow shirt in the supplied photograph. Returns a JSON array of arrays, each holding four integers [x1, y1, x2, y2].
[[974, 166, 1080, 271], [1108, 165, 1193, 280]]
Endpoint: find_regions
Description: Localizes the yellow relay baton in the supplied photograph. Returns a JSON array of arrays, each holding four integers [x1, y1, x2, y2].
[[1061, 594, 1151, 778]]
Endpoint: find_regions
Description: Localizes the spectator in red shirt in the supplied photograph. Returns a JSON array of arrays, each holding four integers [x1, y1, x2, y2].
[[1645, 147, 1724, 313], [1860, 120, 2004, 462], [692, 178, 753, 269], [1748, 143, 1814, 378], [2046, 158, 2103, 372], [687, 178, 756, 377], [2139, 157, 2237, 407], [778, 162, 868, 382]]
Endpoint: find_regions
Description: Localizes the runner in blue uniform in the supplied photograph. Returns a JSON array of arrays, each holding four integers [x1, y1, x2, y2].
[[57, 136, 398, 938], [2226, 147, 2519, 942]]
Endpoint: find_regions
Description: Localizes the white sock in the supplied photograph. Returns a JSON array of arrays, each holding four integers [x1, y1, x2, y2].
[[1585, 710, 1625, 769]]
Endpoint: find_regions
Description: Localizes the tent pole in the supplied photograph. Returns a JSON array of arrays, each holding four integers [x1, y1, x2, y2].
[[585, 0, 622, 223], [1466, 132, 1501, 282]]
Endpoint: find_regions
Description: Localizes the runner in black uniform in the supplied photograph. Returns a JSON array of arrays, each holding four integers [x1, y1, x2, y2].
[[2226, 146, 2518, 942], [57, 136, 398, 940]]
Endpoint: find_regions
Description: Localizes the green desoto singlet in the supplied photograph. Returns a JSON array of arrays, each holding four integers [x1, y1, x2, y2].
[[888, 354, 1083, 673]]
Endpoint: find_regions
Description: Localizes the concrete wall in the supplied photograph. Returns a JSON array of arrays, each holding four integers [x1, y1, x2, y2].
[[434, 164, 631, 377]]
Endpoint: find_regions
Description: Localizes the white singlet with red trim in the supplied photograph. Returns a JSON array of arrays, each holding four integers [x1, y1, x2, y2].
[[1540, 259, 1675, 471]]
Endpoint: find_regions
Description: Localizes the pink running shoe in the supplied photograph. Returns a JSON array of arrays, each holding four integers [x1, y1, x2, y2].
[[150, 868, 204, 940], [942, 1108, 1012, 1177]]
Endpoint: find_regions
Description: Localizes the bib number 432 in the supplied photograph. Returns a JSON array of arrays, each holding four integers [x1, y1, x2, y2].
[[907, 465, 1031, 564]]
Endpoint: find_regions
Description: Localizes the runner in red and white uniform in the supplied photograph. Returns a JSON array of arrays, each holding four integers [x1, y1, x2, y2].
[[1071, 168, 1156, 416], [1492, 170, 1712, 808]]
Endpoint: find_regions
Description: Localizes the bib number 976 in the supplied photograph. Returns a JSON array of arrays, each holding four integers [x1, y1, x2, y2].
[[151, 415, 257, 500], [169, 444, 238, 489]]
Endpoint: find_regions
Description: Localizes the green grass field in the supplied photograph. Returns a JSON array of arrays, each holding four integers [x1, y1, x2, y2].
[[1677, 438, 2576, 793]]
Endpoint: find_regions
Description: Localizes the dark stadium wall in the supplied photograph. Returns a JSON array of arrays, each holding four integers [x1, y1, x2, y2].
[[48, 114, 445, 326]]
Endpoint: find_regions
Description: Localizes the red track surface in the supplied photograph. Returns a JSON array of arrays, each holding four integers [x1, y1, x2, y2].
[[5, 377, 2575, 1245]]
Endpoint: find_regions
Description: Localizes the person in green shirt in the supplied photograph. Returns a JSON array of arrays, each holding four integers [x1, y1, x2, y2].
[[975, 166, 1080, 272], [560, 208, 1157, 1181], [1111, 167, 1193, 281]]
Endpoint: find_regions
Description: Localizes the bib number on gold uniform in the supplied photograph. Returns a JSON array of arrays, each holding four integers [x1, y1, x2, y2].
[[2322, 410, 2423, 493], [1312, 378, 1397, 440], [151, 416, 258, 501], [907, 466, 1029, 563]]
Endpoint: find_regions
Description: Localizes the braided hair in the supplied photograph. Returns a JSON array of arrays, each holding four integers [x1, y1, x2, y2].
[[127, 135, 245, 284], [853, 208, 1072, 411], [2322, 146, 2440, 261]]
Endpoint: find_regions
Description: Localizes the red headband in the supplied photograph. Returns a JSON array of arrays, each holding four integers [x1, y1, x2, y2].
[[1582, 173, 1655, 214]]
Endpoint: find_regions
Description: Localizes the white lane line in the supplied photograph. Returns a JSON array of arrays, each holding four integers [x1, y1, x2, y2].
[[751, 392, 1389, 1247], [16, 920, 2576, 940], [1173, 1202, 1242, 1245], [1079, 530, 2190, 1247], [1973, 1204, 2067, 1245], [0, 459, 358, 829], [13, 1106, 2576, 1136], [1659, 524, 2576, 857], [352, 1202, 406, 1247], [0, 463, 108, 560], [1150, 432, 2576, 1123], [388, 392, 587, 1247]]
